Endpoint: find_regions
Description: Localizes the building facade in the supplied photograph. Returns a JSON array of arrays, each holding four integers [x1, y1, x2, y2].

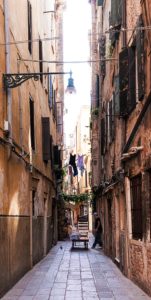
[[0, 0, 64, 296], [90, 0, 151, 295]]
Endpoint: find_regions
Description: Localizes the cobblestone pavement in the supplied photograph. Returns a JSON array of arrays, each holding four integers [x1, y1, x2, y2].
[[2, 240, 151, 300]]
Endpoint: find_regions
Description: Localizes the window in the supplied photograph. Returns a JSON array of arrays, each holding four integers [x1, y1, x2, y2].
[[136, 16, 145, 101], [131, 175, 143, 240], [48, 75, 53, 108], [27, 0, 32, 54], [32, 190, 36, 216], [149, 172, 151, 241], [42, 117, 50, 162], [96, 74, 100, 108], [29, 96, 35, 150], [53, 145, 61, 168], [101, 118, 106, 155], [39, 39, 43, 83], [98, 0, 104, 5], [119, 47, 136, 117], [53, 89, 56, 119], [85, 170, 88, 188], [109, 98, 115, 143], [109, 0, 123, 46], [99, 35, 106, 78], [128, 46, 136, 111]]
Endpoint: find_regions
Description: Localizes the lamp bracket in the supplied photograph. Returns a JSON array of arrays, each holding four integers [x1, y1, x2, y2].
[[3, 72, 70, 89], [3, 74, 39, 89]]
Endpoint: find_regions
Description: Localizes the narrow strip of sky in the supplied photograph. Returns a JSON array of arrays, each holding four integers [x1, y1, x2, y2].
[[64, 0, 91, 132]]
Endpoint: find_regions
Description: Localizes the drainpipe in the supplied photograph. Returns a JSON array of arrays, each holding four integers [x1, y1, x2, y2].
[[4, 0, 12, 140]]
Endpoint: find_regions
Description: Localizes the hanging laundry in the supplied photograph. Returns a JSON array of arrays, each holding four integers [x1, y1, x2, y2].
[[69, 154, 78, 177], [77, 154, 85, 176]]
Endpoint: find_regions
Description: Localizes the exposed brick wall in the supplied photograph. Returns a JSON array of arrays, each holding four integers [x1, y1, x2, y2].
[[130, 241, 151, 296]]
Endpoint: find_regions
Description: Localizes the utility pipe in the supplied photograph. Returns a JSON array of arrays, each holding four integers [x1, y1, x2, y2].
[[3, 0, 12, 140]]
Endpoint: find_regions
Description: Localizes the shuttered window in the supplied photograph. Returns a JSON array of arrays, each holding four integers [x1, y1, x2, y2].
[[50, 135, 53, 167], [42, 117, 50, 162], [101, 118, 105, 155], [53, 89, 57, 119], [131, 175, 143, 240], [48, 75, 53, 108], [29, 96, 35, 150], [27, 0, 32, 54], [99, 35, 106, 78], [119, 48, 129, 116], [149, 171, 151, 241], [110, 0, 123, 46], [114, 75, 120, 115], [96, 74, 100, 107], [109, 98, 115, 142], [39, 39, 43, 83], [119, 47, 136, 117], [136, 16, 145, 101], [53, 145, 61, 168], [128, 46, 136, 113]]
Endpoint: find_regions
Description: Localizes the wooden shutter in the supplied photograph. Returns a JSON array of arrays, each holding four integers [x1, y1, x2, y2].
[[119, 48, 128, 117], [110, 0, 123, 46], [50, 135, 53, 166], [101, 118, 105, 155], [136, 16, 145, 101], [48, 75, 53, 108], [29, 97, 35, 150], [28, 1, 32, 54], [42, 117, 50, 161], [109, 98, 115, 142], [128, 47, 136, 113], [110, 0, 122, 26], [39, 39, 43, 83], [53, 145, 61, 167], [96, 74, 100, 107], [99, 35, 106, 77], [131, 175, 142, 240], [114, 75, 120, 115]]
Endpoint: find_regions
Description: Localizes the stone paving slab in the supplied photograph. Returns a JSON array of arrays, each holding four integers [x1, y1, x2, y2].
[[1, 240, 151, 300]]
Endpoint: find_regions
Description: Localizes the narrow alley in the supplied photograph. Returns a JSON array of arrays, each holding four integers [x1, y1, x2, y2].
[[2, 239, 150, 300]]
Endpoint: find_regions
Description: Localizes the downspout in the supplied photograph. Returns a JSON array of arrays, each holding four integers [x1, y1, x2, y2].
[[4, 0, 12, 141]]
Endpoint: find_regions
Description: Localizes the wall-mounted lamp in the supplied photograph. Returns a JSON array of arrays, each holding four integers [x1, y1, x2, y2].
[[3, 71, 74, 89], [65, 71, 76, 94]]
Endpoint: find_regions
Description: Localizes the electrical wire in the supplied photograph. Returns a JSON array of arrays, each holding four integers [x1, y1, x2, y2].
[[17, 58, 118, 64], [0, 37, 59, 46]]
